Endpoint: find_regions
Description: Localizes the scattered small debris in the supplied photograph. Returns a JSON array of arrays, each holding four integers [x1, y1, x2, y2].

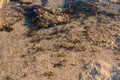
[[43, 71, 55, 77]]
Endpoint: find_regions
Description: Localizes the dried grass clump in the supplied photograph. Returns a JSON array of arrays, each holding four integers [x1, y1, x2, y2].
[[53, 59, 68, 68], [43, 71, 56, 77], [28, 5, 70, 28]]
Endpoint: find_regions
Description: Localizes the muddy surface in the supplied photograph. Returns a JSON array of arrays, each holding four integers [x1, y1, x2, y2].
[[0, 0, 120, 80]]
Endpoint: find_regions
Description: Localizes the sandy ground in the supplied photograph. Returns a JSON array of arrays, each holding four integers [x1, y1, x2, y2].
[[0, 0, 120, 80], [0, 19, 119, 80]]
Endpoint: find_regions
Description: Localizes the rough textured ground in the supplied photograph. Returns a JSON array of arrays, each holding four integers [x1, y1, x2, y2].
[[0, 0, 120, 80]]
